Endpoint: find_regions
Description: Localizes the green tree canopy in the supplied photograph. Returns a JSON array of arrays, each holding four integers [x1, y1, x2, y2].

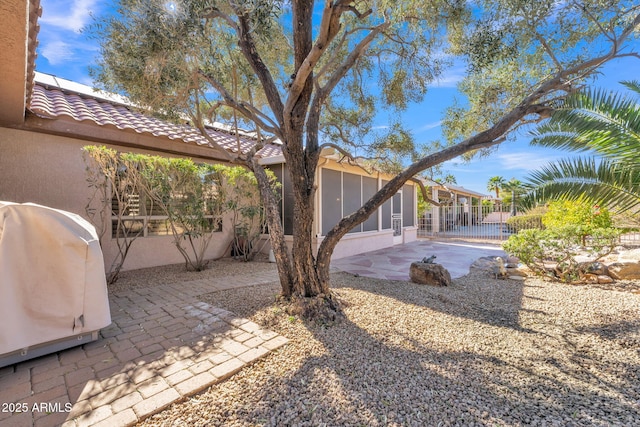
[[90, 0, 640, 312]]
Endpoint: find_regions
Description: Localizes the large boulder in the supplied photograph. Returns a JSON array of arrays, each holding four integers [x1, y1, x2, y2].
[[410, 262, 451, 286], [578, 261, 608, 276], [470, 256, 508, 279], [608, 262, 640, 280], [616, 248, 640, 263]]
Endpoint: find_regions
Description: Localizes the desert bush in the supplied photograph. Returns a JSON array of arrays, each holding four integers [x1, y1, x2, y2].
[[506, 213, 544, 233], [124, 154, 228, 271], [503, 225, 620, 282], [84, 146, 267, 273], [224, 166, 278, 261], [544, 200, 611, 230], [83, 146, 150, 284]]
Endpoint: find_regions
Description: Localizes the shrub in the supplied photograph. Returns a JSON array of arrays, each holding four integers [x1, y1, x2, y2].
[[503, 225, 620, 282], [83, 145, 149, 284], [84, 146, 268, 273], [505, 213, 544, 233], [543, 200, 611, 230], [224, 166, 278, 261], [123, 154, 227, 271]]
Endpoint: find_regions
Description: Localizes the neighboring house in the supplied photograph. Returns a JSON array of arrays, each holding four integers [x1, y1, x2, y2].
[[0, 0, 418, 271], [422, 183, 489, 233]]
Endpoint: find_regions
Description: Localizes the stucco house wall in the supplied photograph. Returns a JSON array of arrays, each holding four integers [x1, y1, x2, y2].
[[0, 126, 235, 271]]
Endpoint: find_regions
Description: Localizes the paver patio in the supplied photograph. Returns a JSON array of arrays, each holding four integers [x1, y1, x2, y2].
[[0, 270, 287, 427]]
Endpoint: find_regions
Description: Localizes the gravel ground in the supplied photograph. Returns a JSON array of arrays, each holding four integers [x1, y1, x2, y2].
[[130, 259, 640, 427]]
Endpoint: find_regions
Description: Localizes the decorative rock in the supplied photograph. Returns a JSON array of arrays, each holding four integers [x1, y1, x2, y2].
[[579, 262, 607, 276], [608, 262, 640, 280], [505, 256, 520, 269], [508, 275, 526, 281], [506, 267, 529, 277], [582, 274, 599, 284], [410, 262, 451, 286], [616, 248, 640, 263], [470, 256, 508, 279], [597, 275, 614, 284], [506, 256, 520, 265]]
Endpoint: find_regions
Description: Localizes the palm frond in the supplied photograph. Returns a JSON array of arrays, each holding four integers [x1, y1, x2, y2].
[[621, 80, 640, 96], [531, 85, 640, 165], [524, 157, 640, 214]]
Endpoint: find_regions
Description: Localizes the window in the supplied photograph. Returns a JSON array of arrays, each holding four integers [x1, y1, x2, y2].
[[321, 169, 380, 236], [343, 172, 362, 234], [402, 184, 415, 227], [268, 163, 294, 235], [362, 177, 378, 232], [381, 180, 392, 230], [111, 185, 222, 239], [321, 169, 343, 236]]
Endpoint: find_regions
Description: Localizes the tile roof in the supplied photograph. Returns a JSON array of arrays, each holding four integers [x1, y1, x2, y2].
[[28, 83, 282, 159]]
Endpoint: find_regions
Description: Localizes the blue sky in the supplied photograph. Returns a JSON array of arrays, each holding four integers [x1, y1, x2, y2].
[[35, 0, 640, 195]]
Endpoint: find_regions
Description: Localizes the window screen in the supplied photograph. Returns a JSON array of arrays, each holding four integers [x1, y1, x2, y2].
[[402, 184, 415, 227], [392, 191, 402, 215], [381, 180, 392, 229], [343, 172, 362, 234], [321, 169, 342, 235], [362, 176, 378, 232]]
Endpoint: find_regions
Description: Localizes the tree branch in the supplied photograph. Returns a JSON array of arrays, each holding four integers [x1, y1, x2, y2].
[[553, 11, 640, 85], [198, 70, 279, 136], [285, 2, 373, 122], [184, 91, 236, 162], [201, 7, 239, 32], [306, 22, 390, 155], [533, 29, 563, 71], [234, 12, 285, 127], [284, 2, 344, 119], [318, 142, 377, 175], [409, 177, 440, 206]]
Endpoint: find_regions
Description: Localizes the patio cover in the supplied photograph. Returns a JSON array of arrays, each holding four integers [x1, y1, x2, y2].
[[0, 202, 111, 357]]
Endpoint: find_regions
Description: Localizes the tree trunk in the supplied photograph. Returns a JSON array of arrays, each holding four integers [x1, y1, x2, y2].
[[290, 176, 328, 297], [284, 128, 330, 297], [249, 158, 294, 297], [250, 154, 331, 301]]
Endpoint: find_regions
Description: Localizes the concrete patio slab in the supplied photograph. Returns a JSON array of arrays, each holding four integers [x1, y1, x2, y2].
[[0, 271, 285, 427], [332, 239, 506, 280]]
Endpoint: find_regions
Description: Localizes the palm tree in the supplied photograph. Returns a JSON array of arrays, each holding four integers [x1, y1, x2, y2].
[[487, 176, 506, 199], [435, 173, 458, 185], [525, 81, 640, 215], [503, 178, 524, 216]]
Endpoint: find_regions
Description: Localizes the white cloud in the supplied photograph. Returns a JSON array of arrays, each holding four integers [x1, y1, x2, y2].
[[40, 40, 76, 66], [495, 152, 562, 171], [371, 125, 389, 130], [416, 121, 442, 132], [40, 0, 99, 33]]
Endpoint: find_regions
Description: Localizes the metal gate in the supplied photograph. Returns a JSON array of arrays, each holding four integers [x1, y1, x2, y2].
[[418, 203, 513, 242]]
